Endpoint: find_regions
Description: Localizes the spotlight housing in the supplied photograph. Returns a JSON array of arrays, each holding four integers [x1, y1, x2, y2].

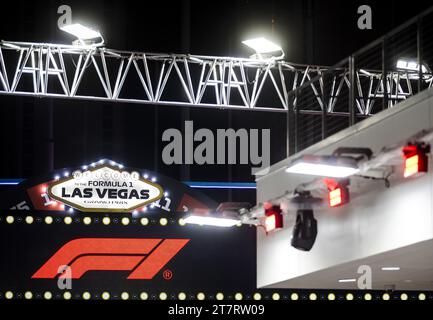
[[291, 209, 317, 251]]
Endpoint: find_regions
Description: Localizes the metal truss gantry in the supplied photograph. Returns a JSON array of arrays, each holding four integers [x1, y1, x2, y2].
[[0, 40, 431, 114]]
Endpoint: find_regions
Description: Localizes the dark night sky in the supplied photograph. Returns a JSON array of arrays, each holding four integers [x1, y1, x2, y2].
[[0, 0, 431, 203]]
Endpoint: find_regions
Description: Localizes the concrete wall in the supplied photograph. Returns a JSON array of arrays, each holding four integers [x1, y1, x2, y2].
[[256, 89, 433, 288]]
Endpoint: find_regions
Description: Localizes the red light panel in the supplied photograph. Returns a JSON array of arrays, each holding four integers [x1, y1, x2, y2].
[[264, 205, 283, 232], [265, 214, 277, 232], [404, 153, 427, 178], [329, 188, 342, 207], [328, 186, 350, 207]]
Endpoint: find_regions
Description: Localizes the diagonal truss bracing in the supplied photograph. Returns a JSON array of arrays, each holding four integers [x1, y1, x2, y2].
[[0, 41, 431, 114]]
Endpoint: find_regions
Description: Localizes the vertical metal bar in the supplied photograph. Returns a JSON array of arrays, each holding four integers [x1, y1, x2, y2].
[[239, 62, 251, 107], [348, 56, 355, 125], [382, 39, 388, 110], [226, 60, 232, 105], [321, 72, 328, 139], [229, 69, 248, 107], [38, 47, 44, 93], [417, 17, 423, 92], [286, 93, 292, 157], [30, 51, 37, 93], [44, 47, 50, 94], [389, 71, 394, 104], [294, 91, 299, 153], [219, 62, 226, 105]]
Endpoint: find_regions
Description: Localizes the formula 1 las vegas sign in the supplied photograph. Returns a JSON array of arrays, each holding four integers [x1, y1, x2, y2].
[[48, 164, 163, 212]]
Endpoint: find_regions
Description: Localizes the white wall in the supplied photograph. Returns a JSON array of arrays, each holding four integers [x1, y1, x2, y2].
[[256, 89, 433, 288]]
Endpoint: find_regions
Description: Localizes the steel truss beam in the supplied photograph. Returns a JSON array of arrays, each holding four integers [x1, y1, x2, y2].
[[0, 41, 431, 114]]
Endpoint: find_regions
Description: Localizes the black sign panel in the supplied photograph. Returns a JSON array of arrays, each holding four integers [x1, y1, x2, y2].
[[0, 161, 257, 299], [0, 216, 256, 298]]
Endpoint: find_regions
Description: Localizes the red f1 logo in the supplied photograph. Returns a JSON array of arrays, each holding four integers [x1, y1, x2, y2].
[[32, 238, 189, 279]]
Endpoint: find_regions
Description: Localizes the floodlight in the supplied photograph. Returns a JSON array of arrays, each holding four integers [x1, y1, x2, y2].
[[396, 59, 428, 73], [242, 37, 284, 60], [381, 266, 400, 271], [286, 155, 359, 178], [338, 278, 356, 283], [183, 202, 249, 227], [60, 23, 104, 46], [242, 37, 282, 54], [183, 214, 240, 227], [61, 23, 101, 40]]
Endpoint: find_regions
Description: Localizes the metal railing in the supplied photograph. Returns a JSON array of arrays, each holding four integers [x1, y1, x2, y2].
[[285, 6, 433, 156]]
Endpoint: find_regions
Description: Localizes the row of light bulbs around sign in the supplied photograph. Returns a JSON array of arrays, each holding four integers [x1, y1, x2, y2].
[[0, 290, 429, 301], [2, 215, 244, 227], [53, 159, 157, 182]]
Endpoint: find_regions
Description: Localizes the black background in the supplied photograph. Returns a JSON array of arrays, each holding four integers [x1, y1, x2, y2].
[[0, 2, 432, 312], [0, 220, 256, 295], [0, 0, 431, 206]]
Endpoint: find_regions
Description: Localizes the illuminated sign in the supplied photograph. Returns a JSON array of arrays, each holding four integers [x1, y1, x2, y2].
[[48, 164, 163, 212]]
